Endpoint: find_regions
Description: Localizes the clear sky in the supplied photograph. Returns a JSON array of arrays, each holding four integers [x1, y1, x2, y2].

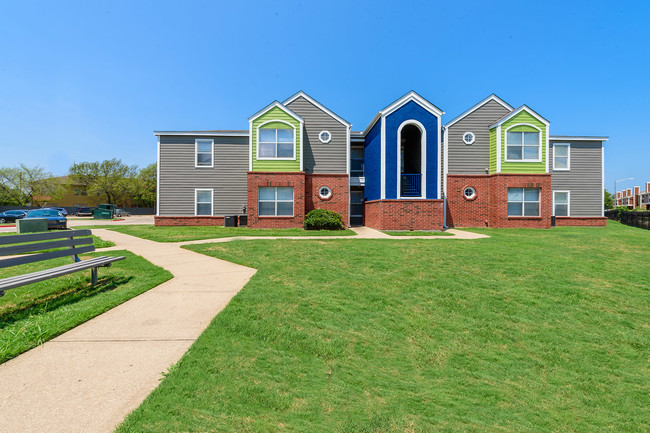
[[1, 0, 648, 194]]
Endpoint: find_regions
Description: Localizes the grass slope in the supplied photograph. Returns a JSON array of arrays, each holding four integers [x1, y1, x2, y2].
[[0, 251, 172, 363], [117, 222, 649, 432]]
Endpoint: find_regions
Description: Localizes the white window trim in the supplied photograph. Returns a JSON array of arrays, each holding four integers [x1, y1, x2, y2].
[[396, 119, 427, 199], [504, 123, 542, 163], [195, 139, 214, 168], [462, 131, 476, 145], [256, 120, 297, 161], [194, 188, 213, 216], [258, 186, 294, 217], [463, 186, 476, 200], [319, 130, 332, 144], [552, 143, 571, 171], [318, 186, 332, 199], [553, 190, 571, 217], [507, 187, 541, 217]]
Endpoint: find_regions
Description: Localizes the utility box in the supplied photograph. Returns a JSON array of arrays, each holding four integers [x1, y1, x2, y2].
[[94, 204, 116, 219], [238, 215, 248, 226], [17, 218, 48, 233], [224, 215, 238, 227]]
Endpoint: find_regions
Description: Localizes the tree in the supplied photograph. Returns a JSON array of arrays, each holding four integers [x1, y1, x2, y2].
[[604, 189, 614, 210], [0, 164, 65, 206], [132, 163, 156, 208], [69, 159, 138, 205]]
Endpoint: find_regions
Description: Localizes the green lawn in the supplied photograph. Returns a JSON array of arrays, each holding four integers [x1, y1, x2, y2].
[[383, 230, 455, 236], [116, 222, 650, 432], [79, 225, 356, 242], [0, 251, 172, 364]]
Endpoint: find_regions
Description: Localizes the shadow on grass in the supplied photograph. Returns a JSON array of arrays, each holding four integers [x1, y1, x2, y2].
[[0, 275, 133, 327]]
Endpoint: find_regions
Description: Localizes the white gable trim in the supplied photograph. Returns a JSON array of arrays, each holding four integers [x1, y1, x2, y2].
[[362, 91, 445, 136], [444, 94, 514, 128], [283, 91, 351, 127], [490, 105, 549, 129], [248, 100, 304, 123]]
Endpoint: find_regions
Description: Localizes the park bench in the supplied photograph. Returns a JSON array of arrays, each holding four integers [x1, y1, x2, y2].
[[0, 229, 125, 297]]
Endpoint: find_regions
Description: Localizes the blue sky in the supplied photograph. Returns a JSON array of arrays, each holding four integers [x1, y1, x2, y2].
[[1, 0, 648, 194]]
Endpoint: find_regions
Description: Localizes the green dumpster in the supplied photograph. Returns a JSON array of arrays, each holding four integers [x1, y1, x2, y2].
[[93, 204, 116, 219]]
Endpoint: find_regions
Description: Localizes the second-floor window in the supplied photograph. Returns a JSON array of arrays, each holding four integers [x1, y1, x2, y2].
[[506, 129, 540, 161], [195, 139, 214, 167], [258, 128, 294, 158], [553, 143, 570, 170]]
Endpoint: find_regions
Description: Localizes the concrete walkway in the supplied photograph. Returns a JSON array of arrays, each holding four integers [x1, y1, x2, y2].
[[0, 229, 257, 433]]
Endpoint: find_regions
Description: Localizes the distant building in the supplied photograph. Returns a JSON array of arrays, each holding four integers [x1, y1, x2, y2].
[[615, 182, 650, 209]]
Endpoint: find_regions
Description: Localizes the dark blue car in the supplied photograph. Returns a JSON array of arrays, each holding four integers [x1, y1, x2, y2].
[[0, 210, 27, 223], [24, 209, 68, 229]]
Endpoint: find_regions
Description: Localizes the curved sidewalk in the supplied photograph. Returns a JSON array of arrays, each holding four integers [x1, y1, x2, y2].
[[0, 229, 257, 433]]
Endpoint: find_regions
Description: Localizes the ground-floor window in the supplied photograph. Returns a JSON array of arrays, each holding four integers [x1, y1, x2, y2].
[[553, 191, 570, 216], [508, 188, 540, 217], [195, 189, 213, 216], [259, 187, 293, 216]]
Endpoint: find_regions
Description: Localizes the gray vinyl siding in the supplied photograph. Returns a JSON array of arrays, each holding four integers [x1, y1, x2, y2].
[[158, 135, 248, 216], [550, 140, 603, 216], [285, 96, 347, 174], [447, 99, 511, 174]]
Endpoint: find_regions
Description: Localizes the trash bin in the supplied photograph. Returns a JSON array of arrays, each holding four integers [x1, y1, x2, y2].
[[551, 216, 556, 227], [224, 215, 238, 227], [238, 215, 248, 226], [94, 204, 116, 219]]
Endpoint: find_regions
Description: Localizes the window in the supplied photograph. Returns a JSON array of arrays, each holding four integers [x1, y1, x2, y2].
[[195, 189, 213, 216], [319, 130, 332, 143], [506, 129, 540, 161], [318, 186, 332, 199], [195, 139, 214, 167], [463, 186, 476, 200], [258, 128, 294, 158], [463, 132, 475, 145], [553, 143, 570, 170], [553, 191, 570, 216], [351, 147, 364, 176], [508, 188, 540, 217], [259, 187, 293, 216]]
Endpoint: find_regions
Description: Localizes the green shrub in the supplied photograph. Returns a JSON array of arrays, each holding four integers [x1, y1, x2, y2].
[[304, 209, 344, 230], [615, 205, 629, 220]]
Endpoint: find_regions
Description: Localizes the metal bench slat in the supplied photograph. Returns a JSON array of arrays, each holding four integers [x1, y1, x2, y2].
[[0, 230, 92, 245], [0, 256, 125, 291], [0, 257, 114, 286], [0, 245, 96, 269], [0, 237, 94, 257]]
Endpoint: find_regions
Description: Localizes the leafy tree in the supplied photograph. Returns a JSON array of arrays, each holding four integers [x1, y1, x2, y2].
[[130, 163, 156, 208], [604, 189, 614, 210], [0, 165, 65, 206], [69, 159, 137, 205]]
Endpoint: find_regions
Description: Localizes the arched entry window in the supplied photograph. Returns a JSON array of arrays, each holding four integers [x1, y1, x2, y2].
[[397, 121, 426, 198]]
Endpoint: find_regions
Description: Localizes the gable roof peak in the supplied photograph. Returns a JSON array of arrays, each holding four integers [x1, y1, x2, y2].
[[283, 91, 351, 127], [444, 94, 514, 128], [248, 100, 304, 123], [489, 104, 549, 128]]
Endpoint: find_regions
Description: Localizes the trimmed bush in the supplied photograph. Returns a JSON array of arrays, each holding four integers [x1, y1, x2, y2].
[[304, 209, 344, 230]]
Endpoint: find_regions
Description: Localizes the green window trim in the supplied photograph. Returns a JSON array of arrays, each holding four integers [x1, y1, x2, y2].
[[504, 124, 542, 163], [250, 105, 302, 172]]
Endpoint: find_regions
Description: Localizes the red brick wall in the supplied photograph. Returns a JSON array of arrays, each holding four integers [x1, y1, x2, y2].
[[554, 217, 607, 227], [155, 216, 225, 226], [305, 174, 350, 226], [364, 199, 444, 230], [447, 174, 552, 229], [247, 172, 306, 229]]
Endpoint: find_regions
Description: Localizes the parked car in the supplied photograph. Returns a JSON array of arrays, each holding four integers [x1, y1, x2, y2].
[[45, 207, 68, 216], [0, 210, 27, 223], [75, 207, 93, 217], [115, 208, 131, 217], [24, 209, 67, 229]]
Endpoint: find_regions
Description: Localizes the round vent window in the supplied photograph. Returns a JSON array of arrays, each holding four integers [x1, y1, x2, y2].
[[463, 132, 475, 145], [319, 130, 332, 143], [318, 186, 332, 199], [463, 186, 476, 200]]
